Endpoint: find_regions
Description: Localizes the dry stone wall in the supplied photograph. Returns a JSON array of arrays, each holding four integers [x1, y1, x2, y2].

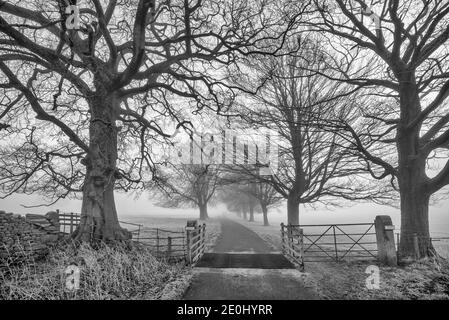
[[0, 210, 60, 266]]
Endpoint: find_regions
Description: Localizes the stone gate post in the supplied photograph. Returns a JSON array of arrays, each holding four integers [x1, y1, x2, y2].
[[374, 215, 397, 266]]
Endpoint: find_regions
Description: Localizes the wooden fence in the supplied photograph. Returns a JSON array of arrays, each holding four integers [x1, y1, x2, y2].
[[394, 230, 449, 259], [57, 211, 207, 265], [58, 212, 80, 234], [58, 212, 142, 239], [281, 223, 305, 271]]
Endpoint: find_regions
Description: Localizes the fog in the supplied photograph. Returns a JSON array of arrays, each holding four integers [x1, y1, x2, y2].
[[1, 192, 448, 236]]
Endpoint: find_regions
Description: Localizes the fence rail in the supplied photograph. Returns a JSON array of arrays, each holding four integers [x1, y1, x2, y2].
[[58, 212, 142, 238]]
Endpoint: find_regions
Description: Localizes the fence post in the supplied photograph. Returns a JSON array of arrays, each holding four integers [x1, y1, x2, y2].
[[55, 209, 61, 233], [69, 212, 74, 234], [167, 237, 172, 260], [374, 215, 397, 266], [396, 233, 400, 250], [186, 228, 191, 265], [299, 228, 305, 272], [281, 223, 285, 254], [287, 224, 294, 259], [156, 229, 160, 257], [332, 225, 338, 262], [413, 233, 420, 260]]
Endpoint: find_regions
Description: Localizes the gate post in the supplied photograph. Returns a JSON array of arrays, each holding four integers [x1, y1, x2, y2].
[[185, 228, 191, 265], [374, 215, 397, 266], [281, 223, 285, 254], [298, 228, 305, 272], [167, 236, 172, 260], [185, 220, 198, 265]]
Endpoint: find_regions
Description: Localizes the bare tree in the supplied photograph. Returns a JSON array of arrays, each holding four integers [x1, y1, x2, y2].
[[0, 0, 304, 241], [251, 182, 282, 226], [152, 164, 221, 220], [218, 182, 255, 220], [231, 40, 386, 225], [302, 0, 449, 259], [219, 168, 283, 225]]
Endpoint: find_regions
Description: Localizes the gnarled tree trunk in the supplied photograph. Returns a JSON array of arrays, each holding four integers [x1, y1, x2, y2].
[[398, 184, 431, 259], [73, 92, 130, 242], [397, 78, 433, 259]]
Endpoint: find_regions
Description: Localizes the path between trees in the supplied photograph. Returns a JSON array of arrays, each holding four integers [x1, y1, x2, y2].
[[183, 218, 319, 300]]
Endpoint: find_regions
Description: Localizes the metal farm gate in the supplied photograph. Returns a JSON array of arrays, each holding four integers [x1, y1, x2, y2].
[[282, 222, 378, 264]]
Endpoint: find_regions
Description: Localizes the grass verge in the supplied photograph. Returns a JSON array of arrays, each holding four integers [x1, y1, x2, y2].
[[0, 242, 189, 300]]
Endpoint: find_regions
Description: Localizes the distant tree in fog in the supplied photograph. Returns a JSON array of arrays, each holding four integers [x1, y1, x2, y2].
[[152, 164, 221, 220]]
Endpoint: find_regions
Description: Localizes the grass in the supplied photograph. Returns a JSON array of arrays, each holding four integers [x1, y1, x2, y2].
[[305, 258, 449, 300], [0, 241, 189, 300]]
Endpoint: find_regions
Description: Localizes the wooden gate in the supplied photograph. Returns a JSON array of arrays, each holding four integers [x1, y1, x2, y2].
[[137, 227, 187, 262], [186, 223, 207, 265], [281, 223, 304, 271]]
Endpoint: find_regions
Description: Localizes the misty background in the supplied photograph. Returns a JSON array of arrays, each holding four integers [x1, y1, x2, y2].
[[1, 192, 448, 235]]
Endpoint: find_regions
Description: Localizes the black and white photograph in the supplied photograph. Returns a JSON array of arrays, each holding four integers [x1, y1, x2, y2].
[[1, 0, 449, 309]]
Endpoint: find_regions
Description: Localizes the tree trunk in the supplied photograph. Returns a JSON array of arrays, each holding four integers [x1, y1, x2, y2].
[[287, 192, 300, 225], [397, 77, 432, 260], [199, 202, 209, 220], [397, 126, 432, 259], [398, 187, 431, 259], [73, 93, 131, 242], [249, 204, 255, 222], [261, 203, 269, 226]]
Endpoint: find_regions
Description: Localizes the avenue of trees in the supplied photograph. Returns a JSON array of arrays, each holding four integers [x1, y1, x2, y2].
[[1, 0, 448, 261], [152, 164, 221, 220]]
